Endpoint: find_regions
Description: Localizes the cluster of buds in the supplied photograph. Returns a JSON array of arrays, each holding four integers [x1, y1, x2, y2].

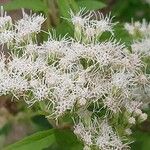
[[0, 7, 149, 150], [124, 19, 150, 38], [125, 19, 150, 57]]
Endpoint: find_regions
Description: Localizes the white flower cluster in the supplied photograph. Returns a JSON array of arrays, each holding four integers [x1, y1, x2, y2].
[[74, 119, 130, 150], [0, 7, 45, 46], [124, 19, 150, 37], [144, 0, 150, 4], [0, 7, 149, 150], [125, 19, 150, 104], [125, 19, 150, 56], [70, 8, 116, 42]]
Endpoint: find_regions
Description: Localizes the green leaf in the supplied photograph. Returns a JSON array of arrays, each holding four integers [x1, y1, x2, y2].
[[68, 0, 79, 12], [131, 130, 150, 150], [31, 115, 53, 130], [55, 21, 74, 37], [57, 0, 79, 37], [4, 129, 55, 150], [111, 0, 150, 22], [46, 129, 83, 150], [0, 123, 12, 136], [4, 129, 83, 150], [3, 0, 47, 12], [57, 0, 72, 18], [76, 0, 106, 10], [57, 0, 79, 18], [113, 24, 133, 47]]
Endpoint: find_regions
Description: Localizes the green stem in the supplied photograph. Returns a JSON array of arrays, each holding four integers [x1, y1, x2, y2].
[[44, 0, 51, 30]]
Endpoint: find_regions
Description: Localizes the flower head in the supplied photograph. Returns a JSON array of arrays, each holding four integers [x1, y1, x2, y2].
[[15, 9, 45, 42]]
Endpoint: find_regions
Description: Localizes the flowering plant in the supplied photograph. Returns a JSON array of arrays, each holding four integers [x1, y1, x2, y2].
[[0, 6, 150, 150]]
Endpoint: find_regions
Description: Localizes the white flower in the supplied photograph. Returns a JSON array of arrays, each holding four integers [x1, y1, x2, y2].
[[124, 19, 150, 37], [90, 40, 125, 66], [83, 145, 91, 150], [122, 52, 142, 72], [128, 117, 136, 124], [0, 6, 12, 29], [30, 78, 49, 101], [124, 23, 135, 35], [103, 93, 123, 113], [9, 74, 28, 95], [125, 101, 143, 114], [0, 53, 6, 72], [125, 128, 132, 135], [92, 12, 116, 35], [131, 37, 150, 55], [74, 122, 93, 146], [70, 10, 116, 42], [74, 119, 129, 150], [111, 72, 130, 88], [139, 113, 148, 122], [15, 10, 45, 42], [0, 9, 149, 150], [0, 72, 28, 96], [44, 68, 61, 86], [42, 33, 70, 57], [54, 94, 76, 117], [0, 30, 14, 45], [8, 55, 47, 76], [144, 0, 150, 5], [134, 109, 142, 116], [70, 8, 91, 28], [77, 97, 87, 106], [0, 73, 9, 95], [83, 12, 116, 40], [25, 43, 42, 54], [96, 121, 128, 150]]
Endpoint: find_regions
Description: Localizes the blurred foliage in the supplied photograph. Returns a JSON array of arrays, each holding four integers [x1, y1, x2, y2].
[[110, 0, 150, 22], [131, 130, 150, 150], [76, 0, 106, 10], [3, 0, 48, 12]]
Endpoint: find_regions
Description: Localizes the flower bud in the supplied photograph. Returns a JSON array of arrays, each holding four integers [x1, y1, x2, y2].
[[125, 128, 132, 135], [78, 98, 87, 106], [139, 113, 148, 122], [128, 117, 136, 125], [134, 109, 142, 116], [83, 145, 91, 150]]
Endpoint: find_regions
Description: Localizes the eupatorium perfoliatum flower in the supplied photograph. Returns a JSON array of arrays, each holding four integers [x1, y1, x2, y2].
[[0, 7, 149, 150]]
